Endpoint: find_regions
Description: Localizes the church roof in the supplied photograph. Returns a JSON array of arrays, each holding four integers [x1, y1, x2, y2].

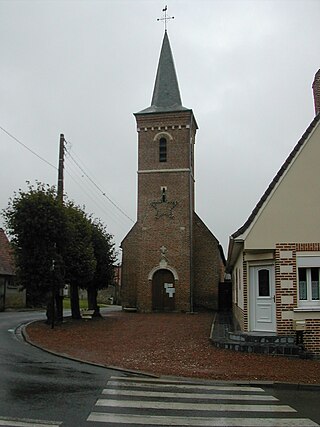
[[136, 31, 189, 115]]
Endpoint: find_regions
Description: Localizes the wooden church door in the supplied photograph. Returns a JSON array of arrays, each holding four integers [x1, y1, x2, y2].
[[152, 269, 175, 311]]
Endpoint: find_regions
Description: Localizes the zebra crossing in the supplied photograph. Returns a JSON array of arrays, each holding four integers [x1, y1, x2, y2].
[[87, 376, 319, 426]]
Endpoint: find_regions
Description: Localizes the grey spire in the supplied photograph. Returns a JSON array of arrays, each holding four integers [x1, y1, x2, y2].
[[137, 31, 188, 114]]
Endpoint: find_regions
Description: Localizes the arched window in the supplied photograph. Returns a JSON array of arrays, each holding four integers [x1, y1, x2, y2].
[[159, 137, 167, 162]]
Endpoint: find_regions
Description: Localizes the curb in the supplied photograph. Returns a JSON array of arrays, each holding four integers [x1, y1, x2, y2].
[[19, 320, 320, 391], [20, 321, 158, 379], [209, 312, 217, 340]]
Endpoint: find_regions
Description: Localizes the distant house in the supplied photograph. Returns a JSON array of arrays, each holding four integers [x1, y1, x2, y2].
[[0, 228, 26, 310], [95, 264, 121, 306], [113, 264, 121, 305], [227, 69, 320, 356]]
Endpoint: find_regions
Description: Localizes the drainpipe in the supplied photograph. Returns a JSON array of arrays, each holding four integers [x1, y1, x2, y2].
[[189, 114, 194, 313]]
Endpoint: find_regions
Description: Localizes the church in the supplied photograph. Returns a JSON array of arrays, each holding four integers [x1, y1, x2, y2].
[[121, 29, 225, 312]]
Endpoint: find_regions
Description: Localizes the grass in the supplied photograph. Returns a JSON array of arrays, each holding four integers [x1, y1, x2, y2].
[[63, 298, 88, 310], [63, 298, 108, 310]]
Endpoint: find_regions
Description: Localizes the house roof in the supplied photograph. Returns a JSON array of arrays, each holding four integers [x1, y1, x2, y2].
[[136, 31, 189, 115], [232, 113, 320, 240], [0, 228, 15, 276]]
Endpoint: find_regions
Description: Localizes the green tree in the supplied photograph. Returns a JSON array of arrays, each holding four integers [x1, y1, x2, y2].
[[3, 182, 116, 323], [2, 182, 66, 314], [87, 219, 116, 316], [63, 202, 96, 319]]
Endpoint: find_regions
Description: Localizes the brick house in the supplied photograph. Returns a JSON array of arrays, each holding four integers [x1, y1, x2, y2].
[[227, 69, 320, 355], [121, 31, 225, 313], [0, 228, 25, 310]]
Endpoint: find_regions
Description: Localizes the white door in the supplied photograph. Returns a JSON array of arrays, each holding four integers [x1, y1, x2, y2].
[[249, 265, 276, 332]]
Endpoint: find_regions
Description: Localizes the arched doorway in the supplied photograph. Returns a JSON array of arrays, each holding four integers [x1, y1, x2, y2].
[[152, 269, 175, 311]]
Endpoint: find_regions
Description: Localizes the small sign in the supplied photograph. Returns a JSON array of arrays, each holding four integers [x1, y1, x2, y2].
[[164, 283, 173, 289], [167, 287, 175, 298]]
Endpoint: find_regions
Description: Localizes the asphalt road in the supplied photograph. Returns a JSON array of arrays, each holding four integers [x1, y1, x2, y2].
[[0, 310, 319, 427], [0, 310, 123, 427], [264, 385, 320, 425]]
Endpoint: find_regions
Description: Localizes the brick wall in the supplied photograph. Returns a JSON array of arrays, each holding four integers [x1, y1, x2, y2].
[[275, 243, 297, 336], [295, 243, 320, 355], [276, 242, 320, 355], [304, 319, 320, 355], [121, 224, 139, 308], [122, 110, 194, 312], [121, 108, 223, 313], [136, 112, 195, 172], [193, 214, 223, 310]]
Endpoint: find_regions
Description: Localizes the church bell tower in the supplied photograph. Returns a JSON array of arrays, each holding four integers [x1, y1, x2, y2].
[[121, 28, 224, 312]]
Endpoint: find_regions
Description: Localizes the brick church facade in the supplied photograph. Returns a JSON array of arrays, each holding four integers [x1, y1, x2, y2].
[[121, 31, 225, 312]]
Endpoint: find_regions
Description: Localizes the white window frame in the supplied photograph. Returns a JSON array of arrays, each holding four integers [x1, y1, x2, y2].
[[297, 256, 320, 308]]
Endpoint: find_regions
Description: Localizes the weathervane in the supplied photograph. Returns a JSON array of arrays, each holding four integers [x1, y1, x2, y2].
[[157, 5, 174, 31]]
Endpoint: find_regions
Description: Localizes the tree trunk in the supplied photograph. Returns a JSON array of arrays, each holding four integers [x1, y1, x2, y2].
[[46, 299, 54, 325], [45, 290, 55, 326], [87, 287, 101, 317], [70, 283, 81, 319], [55, 288, 63, 322]]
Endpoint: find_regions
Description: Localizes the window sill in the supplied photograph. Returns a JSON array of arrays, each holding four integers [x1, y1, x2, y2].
[[294, 307, 320, 312]]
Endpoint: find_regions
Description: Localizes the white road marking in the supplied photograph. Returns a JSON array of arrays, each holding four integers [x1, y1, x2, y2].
[[108, 379, 265, 393], [87, 377, 318, 426], [96, 398, 295, 412], [102, 388, 278, 401], [87, 412, 319, 426]]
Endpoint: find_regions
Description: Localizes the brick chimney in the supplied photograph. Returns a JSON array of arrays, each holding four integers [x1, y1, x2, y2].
[[312, 69, 320, 115]]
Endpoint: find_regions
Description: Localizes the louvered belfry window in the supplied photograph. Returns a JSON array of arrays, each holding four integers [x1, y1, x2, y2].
[[159, 137, 167, 162]]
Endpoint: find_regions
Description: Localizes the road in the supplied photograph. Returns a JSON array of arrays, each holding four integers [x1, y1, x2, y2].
[[0, 310, 319, 426], [0, 310, 123, 427]]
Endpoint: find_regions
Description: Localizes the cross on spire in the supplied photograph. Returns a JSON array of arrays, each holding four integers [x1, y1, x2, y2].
[[157, 5, 174, 32]]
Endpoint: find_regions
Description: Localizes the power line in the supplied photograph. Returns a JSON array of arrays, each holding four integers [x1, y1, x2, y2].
[[65, 145, 134, 224], [0, 125, 135, 227], [0, 125, 57, 170], [64, 157, 132, 232]]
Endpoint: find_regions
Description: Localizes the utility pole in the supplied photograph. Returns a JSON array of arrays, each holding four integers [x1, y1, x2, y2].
[[51, 259, 55, 329], [55, 133, 65, 324], [57, 133, 64, 202]]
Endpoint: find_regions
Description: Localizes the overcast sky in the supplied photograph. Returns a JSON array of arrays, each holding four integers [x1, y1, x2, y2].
[[1, 0, 319, 259]]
